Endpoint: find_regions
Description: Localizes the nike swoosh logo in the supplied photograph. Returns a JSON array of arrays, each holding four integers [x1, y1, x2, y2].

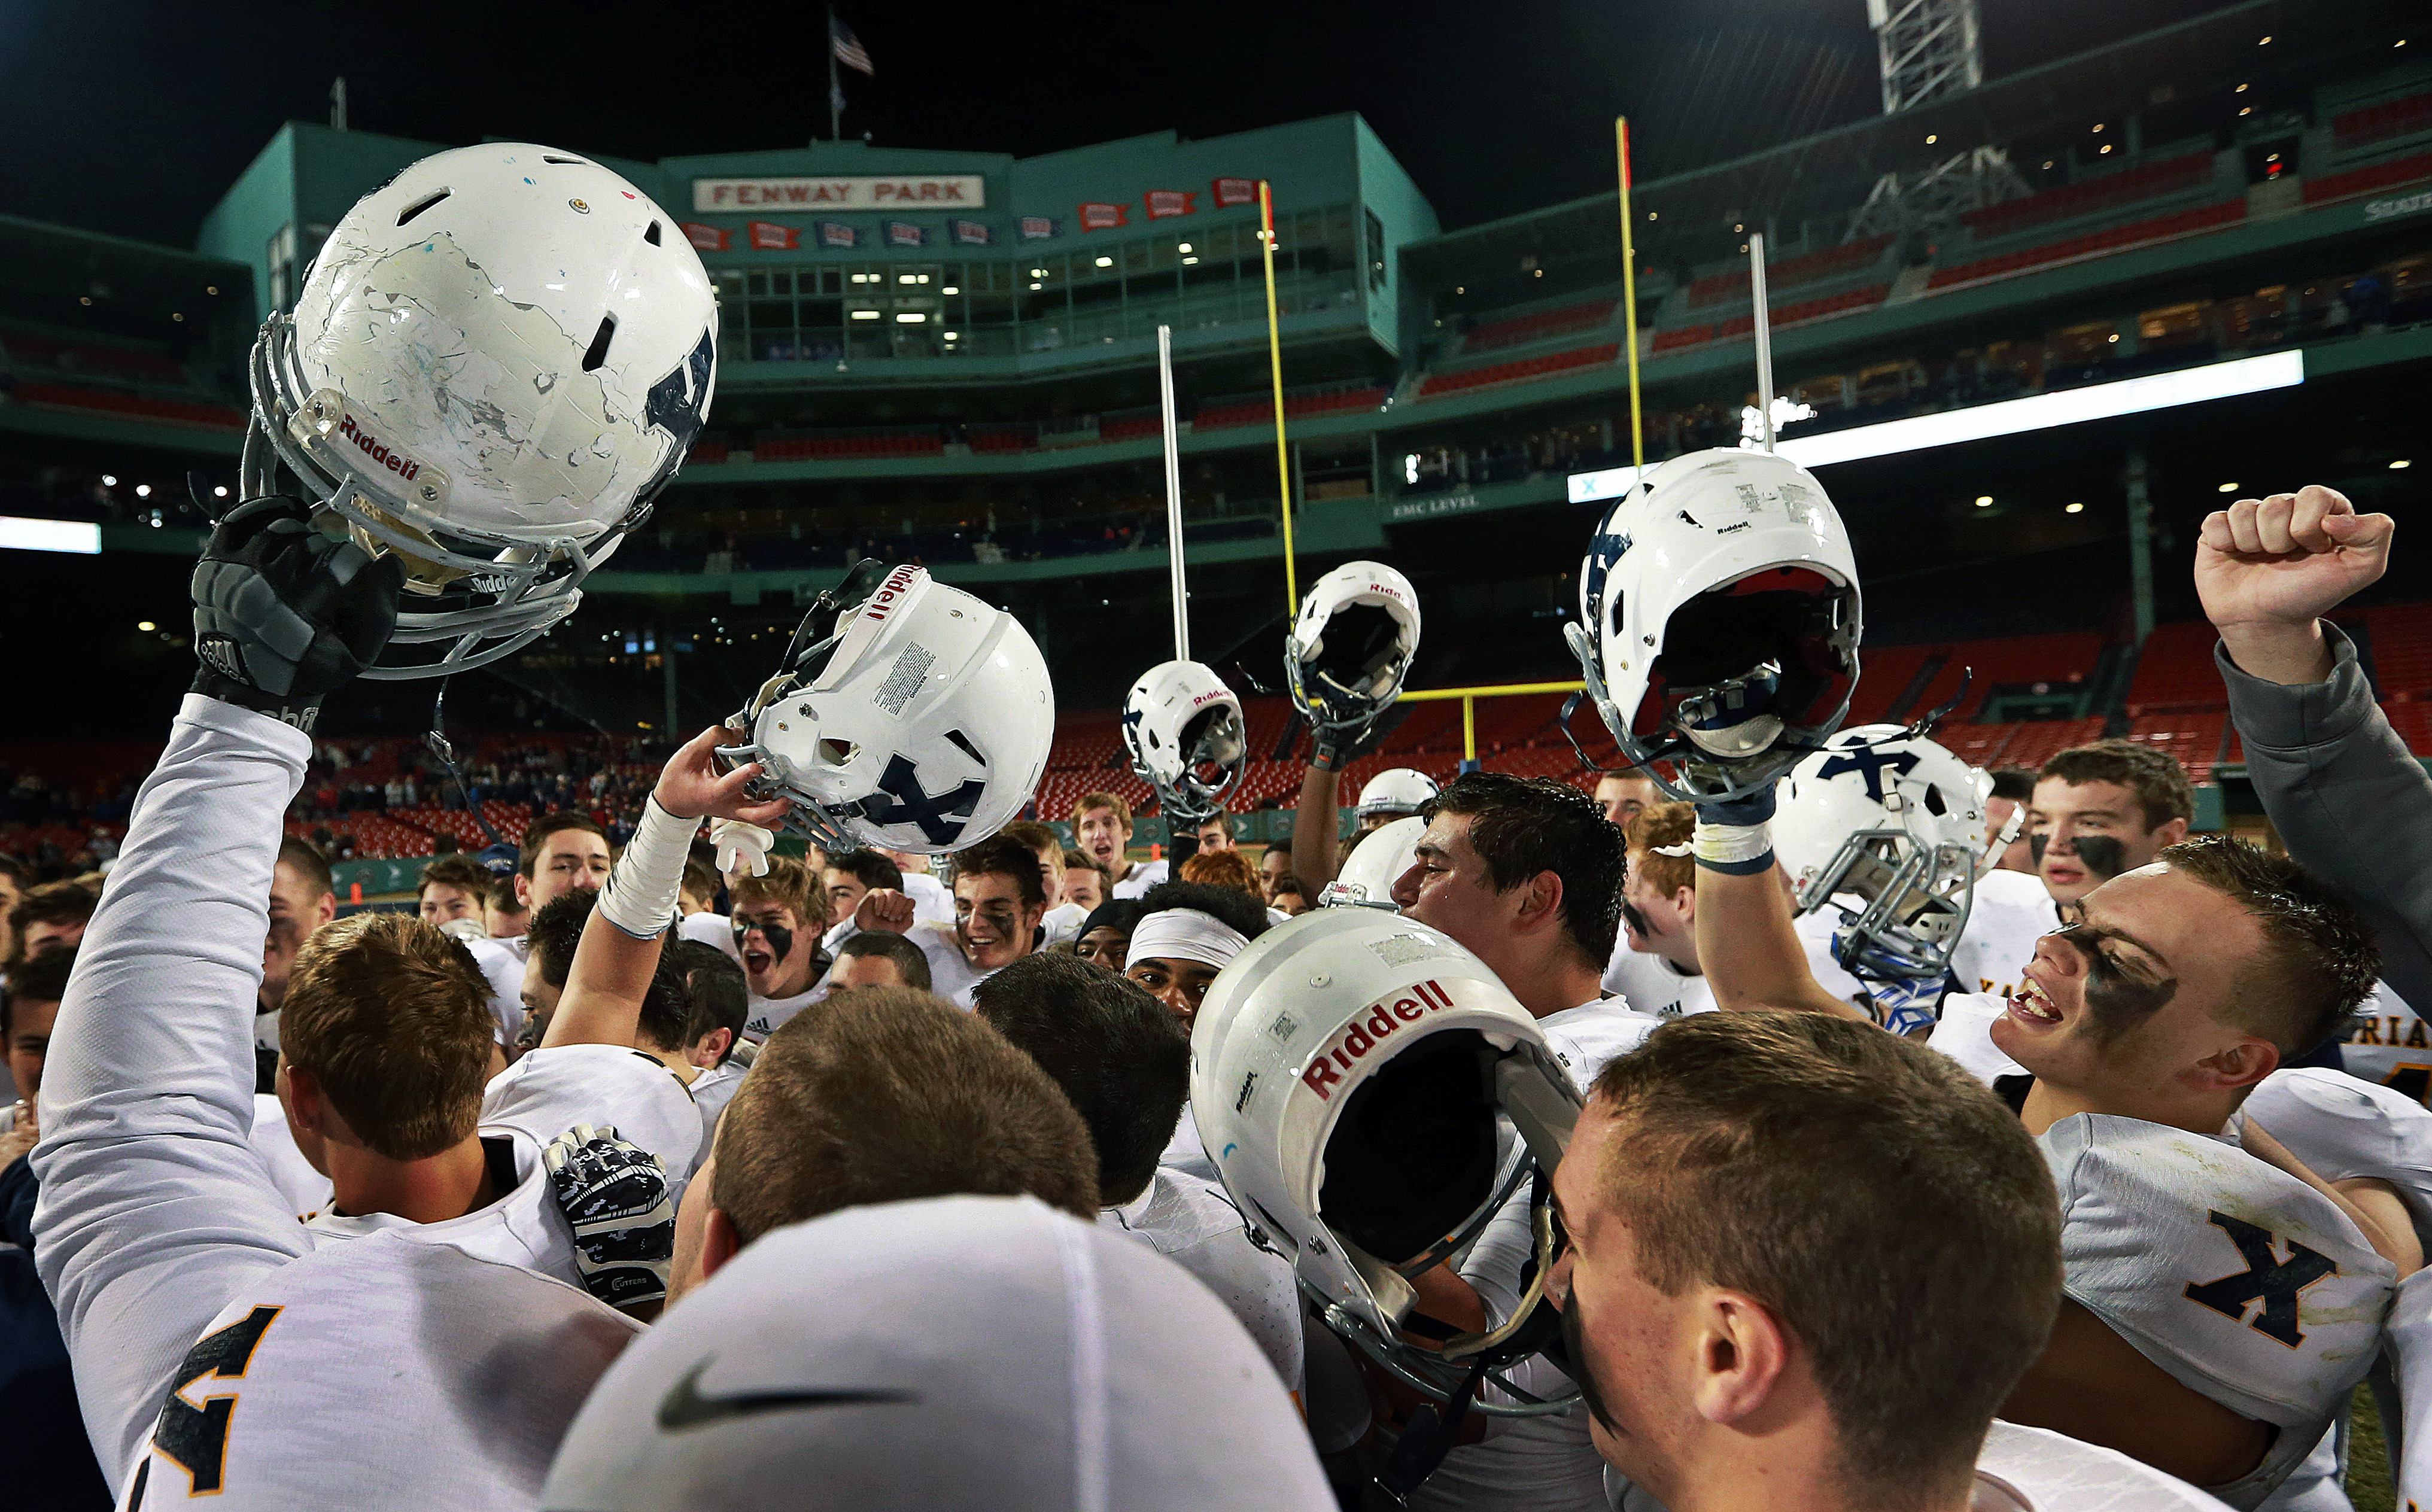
[[656, 1361, 916, 1431]]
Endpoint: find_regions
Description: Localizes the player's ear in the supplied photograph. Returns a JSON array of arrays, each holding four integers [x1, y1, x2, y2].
[[513, 873, 534, 909], [1689, 1288, 1790, 1426], [701, 1206, 744, 1280], [2157, 817, 2191, 848], [282, 1063, 324, 1131], [2192, 1036, 2279, 1092]]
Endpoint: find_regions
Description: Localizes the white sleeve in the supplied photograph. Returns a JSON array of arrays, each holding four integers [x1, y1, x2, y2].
[[678, 911, 741, 963], [463, 936, 527, 1046], [482, 1044, 701, 1190], [31, 695, 319, 1490]]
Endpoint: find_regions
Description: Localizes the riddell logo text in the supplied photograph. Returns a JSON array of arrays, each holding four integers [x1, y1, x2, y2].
[[1190, 689, 1227, 708], [338, 415, 422, 482], [859, 564, 923, 623], [1300, 979, 1455, 1100]]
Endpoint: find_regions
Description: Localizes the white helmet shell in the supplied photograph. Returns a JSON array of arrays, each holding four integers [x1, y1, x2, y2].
[[1190, 908, 1580, 1400], [726, 564, 1053, 855], [247, 144, 718, 679], [1774, 725, 1990, 980], [1322, 815, 1425, 910], [1356, 767, 1439, 820], [1564, 449, 1861, 801], [1285, 560, 1422, 734], [1123, 660, 1246, 823]]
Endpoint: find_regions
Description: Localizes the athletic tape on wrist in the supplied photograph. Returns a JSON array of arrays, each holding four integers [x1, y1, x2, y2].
[[1692, 820, 1776, 877], [597, 798, 694, 940]]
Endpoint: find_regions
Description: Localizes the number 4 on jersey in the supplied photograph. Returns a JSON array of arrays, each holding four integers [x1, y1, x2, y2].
[[138, 1306, 282, 1502]]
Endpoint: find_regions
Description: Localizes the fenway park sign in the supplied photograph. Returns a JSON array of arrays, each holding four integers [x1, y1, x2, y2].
[[692, 176, 985, 212]]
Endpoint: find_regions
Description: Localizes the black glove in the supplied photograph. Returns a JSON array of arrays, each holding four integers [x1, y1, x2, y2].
[[544, 1122, 676, 1310], [190, 495, 403, 730], [1310, 702, 1410, 772]]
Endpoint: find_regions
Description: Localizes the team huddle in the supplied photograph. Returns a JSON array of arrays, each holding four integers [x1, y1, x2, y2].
[[2, 142, 2427, 1512]]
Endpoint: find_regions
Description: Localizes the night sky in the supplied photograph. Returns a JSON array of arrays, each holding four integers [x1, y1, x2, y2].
[[10, 0, 2235, 250]]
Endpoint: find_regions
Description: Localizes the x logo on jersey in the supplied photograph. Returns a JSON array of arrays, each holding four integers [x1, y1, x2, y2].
[[864, 754, 985, 846], [2184, 1210, 2339, 1347], [1817, 746, 1920, 804]]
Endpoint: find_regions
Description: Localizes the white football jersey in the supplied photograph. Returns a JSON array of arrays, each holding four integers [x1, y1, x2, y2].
[[2334, 981, 2432, 1105], [1927, 992, 2031, 1085], [114, 1231, 638, 1510], [2245, 1066, 2432, 1225], [2383, 1267, 2432, 1511], [1099, 1167, 1302, 1392], [676, 909, 742, 963], [2043, 1112, 2395, 1508], [1953, 866, 2061, 1002], [1610, 1420, 2227, 1511], [1160, 1099, 1217, 1183], [741, 986, 823, 1044], [1431, 999, 1656, 1512], [463, 934, 528, 1047], [685, 1058, 747, 1175], [1111, 857, 1170, 900], [305, 1044, 701, 1288], [1041, 900, 1087, 947], [245, 1094, 330, 1219], [897, 868, 957, 924], [1600, 948, 1715, 1021]]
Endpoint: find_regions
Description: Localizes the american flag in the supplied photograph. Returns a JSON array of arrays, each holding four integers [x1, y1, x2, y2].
[[831, 16, 874, 75]]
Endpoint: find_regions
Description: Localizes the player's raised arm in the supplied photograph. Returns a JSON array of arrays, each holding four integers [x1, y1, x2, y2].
[[541, 726, 788, 1051], [1689, 787, 1868, 1020], [32, 497, 402, 1487]]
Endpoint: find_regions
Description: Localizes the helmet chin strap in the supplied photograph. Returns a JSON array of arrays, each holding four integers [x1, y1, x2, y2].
[[1369, 1177, 1571, 1511]]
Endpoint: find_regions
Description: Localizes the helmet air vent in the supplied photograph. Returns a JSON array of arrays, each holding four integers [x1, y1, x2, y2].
[[644, 220, 663, 246], [580, 315, 616, 373], [394, 190, 451, 227]]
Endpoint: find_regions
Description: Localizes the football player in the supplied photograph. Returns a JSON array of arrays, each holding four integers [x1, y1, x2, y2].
[[1688, 783, 2404, 1505], [843, 833, 1048, 1006]]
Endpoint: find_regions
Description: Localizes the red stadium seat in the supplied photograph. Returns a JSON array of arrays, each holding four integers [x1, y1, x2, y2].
[[1928, 200, 2245, 290], [2332, 93, 2432, 150]]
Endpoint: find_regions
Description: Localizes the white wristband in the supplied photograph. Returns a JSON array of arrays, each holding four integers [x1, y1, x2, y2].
[[1691, 819, 1774, 874], [596, 798, 695, 940]]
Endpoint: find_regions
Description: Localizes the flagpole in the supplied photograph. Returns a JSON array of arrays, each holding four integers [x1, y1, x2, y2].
[[827, 5, 841, 141], [1259, 181, 1298, 622], [1615, 117, 1643, 474], [1750, 231, 1776, 451], [1157, 325, 1190, 661]]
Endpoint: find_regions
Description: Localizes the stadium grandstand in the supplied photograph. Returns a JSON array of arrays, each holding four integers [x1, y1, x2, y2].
[[2, 0, 2428, 876]]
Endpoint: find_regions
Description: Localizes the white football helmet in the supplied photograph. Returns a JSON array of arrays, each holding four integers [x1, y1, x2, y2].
[[1285, 561, 1421, 741], [1191, 908, 1581, 1414], [1774, 725, 1990, 982], [1356, 767, 1438, 821], [1321, 815, 1425, 910], [1564, 449, 1861, 802], [242, 143, 718, 679], [720, 562, 1053, 855], [1123, 661, 1245, 823]]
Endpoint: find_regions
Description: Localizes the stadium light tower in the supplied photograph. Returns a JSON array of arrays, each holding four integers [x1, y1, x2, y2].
[[1849, 0, 2028, 238]]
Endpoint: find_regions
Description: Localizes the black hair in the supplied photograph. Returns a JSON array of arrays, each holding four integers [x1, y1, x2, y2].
[[1419, 771, 1625, 968], [524, 889, 600, 990], [953, 834, 1048, 909], [835, 930, 934, 993], [1135, 880, 1269, 944], [826, 850, 905, 894], [972, 953, 1188, 1207], [668, 939, 747, 1064]]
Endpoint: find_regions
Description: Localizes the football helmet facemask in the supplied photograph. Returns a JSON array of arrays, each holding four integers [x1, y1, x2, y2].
[[1774, 725, 1989, 982]]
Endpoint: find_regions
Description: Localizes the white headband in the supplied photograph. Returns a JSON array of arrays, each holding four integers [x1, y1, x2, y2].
[[1124, 908, 1251, 974]]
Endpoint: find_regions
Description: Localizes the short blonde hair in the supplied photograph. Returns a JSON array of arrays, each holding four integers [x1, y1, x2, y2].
[[731, 855, 816, 922], [1072, 792, 1133, 829], [280, 913, 494, 1161]]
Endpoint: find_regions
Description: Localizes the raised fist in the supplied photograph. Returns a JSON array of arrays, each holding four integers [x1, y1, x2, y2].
[[855, 887, 917, 935], [190, 495, 403, 729]]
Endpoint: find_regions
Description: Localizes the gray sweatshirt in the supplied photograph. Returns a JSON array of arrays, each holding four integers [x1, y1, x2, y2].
[[2218, 626, 2432, 1011]]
